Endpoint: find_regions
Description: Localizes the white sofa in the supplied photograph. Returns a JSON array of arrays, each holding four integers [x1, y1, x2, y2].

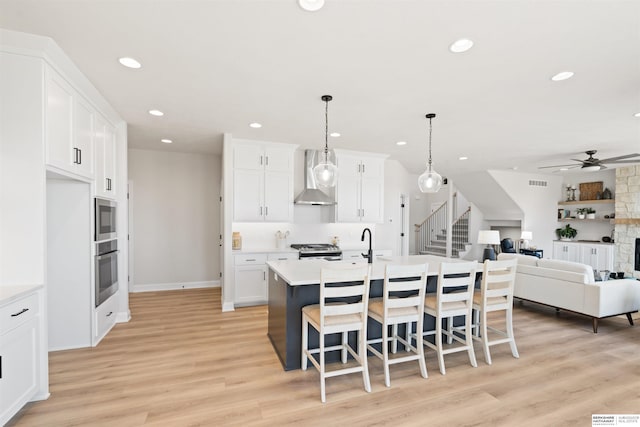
[[498, 253, 640, 332]]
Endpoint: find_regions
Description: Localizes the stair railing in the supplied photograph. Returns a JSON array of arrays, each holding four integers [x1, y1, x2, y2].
[[451, 207, 472, 253], [415, 202, 447, 254]]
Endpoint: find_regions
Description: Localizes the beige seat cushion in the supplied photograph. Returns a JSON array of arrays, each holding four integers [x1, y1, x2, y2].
[[424, 294, 468, 311], [302, 303, 363, 326], [473, 293, 508, 307], [368, 298, 419, 318]]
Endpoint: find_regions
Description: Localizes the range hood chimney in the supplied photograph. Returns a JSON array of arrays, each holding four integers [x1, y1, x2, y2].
[[294, 150, 336, 205]]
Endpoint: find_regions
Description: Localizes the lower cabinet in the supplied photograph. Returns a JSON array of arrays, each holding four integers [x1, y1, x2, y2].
[[94, 294, 118, 345], [342, 249, 392, 263], [233, 252, 298, 306], [0, 290, 41, 426], [552, 241, 614, 271]]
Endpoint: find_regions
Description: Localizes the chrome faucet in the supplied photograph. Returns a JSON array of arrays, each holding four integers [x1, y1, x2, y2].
[[361, 227, 373, 264]]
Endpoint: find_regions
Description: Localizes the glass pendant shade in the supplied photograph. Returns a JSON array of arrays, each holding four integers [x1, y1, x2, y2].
[[418, 167, 443, 193], [418, 113, 442, 193], [313, 160, 338, 187]]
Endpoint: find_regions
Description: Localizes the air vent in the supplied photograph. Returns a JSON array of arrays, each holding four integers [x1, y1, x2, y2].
[[528, 180, 548, 187]]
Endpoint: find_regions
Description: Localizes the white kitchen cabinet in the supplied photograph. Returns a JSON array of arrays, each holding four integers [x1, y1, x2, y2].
[[342, 249, 392, 263], [94, 293, 118, 345], [233, 142, 295, 222], [94, 115, 117, 199], [552, 241, 580, 262], [0, 291, 40, 426], [580, 243, 614, 272], [45, 68, 94, 179], [334, 152, 385, 223], [234, 253, 268, 305]]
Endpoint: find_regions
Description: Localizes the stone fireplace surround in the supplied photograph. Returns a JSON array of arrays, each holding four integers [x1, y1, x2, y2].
[[614, 165, 640, 279]]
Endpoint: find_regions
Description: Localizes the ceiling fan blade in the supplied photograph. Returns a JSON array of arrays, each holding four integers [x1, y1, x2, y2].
[[538, 163, 579, 169], [570, 159, 589, 163], [599, 153, 640, 163], [605, 159, 640, 164]]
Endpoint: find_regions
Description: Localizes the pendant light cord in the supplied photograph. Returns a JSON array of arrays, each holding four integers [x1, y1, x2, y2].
[[427, 115, 433, 170], [324, 98, 329, 162]]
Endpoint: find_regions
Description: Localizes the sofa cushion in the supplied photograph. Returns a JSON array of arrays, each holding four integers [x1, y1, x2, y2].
[[497, 253, 538, 266], [537, 259, 595, 283]]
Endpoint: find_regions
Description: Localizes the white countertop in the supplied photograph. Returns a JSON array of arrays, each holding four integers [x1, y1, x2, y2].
[[232, 247, 299, 254], [266, 255, 464, 286], [0, 284, 43, 305]]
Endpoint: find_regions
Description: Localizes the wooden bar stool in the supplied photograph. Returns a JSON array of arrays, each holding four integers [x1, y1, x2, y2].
[[423, 261, 478, 375], [472, 258, 519, 364], [367, 263, 429, 387], [301, 265, 371, 403]]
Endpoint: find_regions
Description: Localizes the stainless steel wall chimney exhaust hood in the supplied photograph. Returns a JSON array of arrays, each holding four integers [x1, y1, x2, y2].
[[294, 150, 336, 205]]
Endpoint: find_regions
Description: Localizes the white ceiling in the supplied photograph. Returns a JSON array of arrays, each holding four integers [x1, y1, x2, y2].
[[1, 0, 639, 178]]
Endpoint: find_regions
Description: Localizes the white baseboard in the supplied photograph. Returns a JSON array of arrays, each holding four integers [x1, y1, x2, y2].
[[116, 310, 131, 323], [131, 280, 220, 293], [222, 301, 235, 312]]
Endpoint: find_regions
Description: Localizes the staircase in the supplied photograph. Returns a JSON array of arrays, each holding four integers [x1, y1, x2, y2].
[[415, 205, 471, 258]]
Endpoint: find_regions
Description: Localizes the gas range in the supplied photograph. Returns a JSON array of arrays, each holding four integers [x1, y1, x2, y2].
[[290, 243, 342, 261]]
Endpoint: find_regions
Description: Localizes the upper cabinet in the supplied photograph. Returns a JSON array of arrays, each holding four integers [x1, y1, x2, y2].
[[233, 142, 296, 222], [334, 151, 386, 223], [94, 115, 117, 199], [45, 68, 94, 179]]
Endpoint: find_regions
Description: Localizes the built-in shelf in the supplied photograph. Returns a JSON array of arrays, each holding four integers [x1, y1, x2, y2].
[[558, 199, 615, 206], [613, 218, 640, 225], [558, 218, 613, 223]]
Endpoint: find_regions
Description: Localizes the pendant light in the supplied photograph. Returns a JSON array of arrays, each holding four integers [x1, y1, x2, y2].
[[418, 113, 443, 193], [312, 95, 338, 187]]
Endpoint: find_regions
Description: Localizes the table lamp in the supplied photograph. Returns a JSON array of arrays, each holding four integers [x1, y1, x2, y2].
[[478, 230, 500, 261], [520, 231, 533, 250]]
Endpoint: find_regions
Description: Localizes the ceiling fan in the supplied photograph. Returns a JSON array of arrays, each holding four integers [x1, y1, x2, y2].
[[539, 150, 640, 172]]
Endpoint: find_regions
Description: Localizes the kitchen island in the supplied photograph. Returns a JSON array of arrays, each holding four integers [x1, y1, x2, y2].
[[266, 256, 464, 371]]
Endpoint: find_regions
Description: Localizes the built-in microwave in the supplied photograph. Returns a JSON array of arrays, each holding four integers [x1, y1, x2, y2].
[[95, 198, 116, 241]]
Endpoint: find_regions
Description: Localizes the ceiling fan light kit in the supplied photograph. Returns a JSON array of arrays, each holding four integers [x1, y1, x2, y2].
[[418, 113, 443, 193]]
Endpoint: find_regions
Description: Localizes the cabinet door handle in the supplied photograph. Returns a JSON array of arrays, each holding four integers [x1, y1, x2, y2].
[[78, 148, 82, 165], [361, 208, 364, 217], [265, 156, 269, 166], [11, 308, 29, 317], [265, 206, 268, 216], [362, 163, 365, 174], [246, 258, 256, 261], [357, 164, 361, 173], [260, 155, 263, 166], [260, 206, 263, 216], [263, 271, 266, 280], [278, 257, 287, 260]]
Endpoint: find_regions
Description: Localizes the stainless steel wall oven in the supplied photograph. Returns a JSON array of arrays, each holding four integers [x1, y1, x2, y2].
[[95, 239, 119, 307]]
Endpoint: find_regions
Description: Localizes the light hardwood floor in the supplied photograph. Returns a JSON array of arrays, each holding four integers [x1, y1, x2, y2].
[[9, 288, 640, 427]]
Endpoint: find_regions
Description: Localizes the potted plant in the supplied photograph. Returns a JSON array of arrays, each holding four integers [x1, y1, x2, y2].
[[556, 224, 577, 241], [576, 208, 587, 219], [586, 208, 596, 219]]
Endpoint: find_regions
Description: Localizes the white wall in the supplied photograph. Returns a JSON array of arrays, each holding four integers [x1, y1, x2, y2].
[[128, 149, 221, 290], [489, 170, 564, 257]]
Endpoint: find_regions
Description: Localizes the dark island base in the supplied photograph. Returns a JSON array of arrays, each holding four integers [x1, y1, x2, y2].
[[267, 269, 459, 371]]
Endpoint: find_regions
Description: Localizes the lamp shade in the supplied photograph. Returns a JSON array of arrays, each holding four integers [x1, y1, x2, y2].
[[478, 230, 500, 245], [520, 231, 533, 240]]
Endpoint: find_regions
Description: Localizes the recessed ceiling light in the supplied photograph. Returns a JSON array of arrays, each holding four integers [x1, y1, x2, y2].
[[396, 141, 407, 146], [148, 109, 164, 116], [161, 139, 172, 144], [330, 132, 341, 137], [449, 39, 474, 53], [459, 156, 468, 160], [551, 71, 574, 81], [634, 112, 640, 117], [118, 57, 141, 69], [298, 0, 324, 12], [560, 167, 569, 171], [249, 122, 262, 128], [512, 166, 519, 170]]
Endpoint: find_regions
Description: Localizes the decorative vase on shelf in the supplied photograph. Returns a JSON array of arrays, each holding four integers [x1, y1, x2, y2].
[[587, 213, 596, 219], [578, 214, 586, 220]]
